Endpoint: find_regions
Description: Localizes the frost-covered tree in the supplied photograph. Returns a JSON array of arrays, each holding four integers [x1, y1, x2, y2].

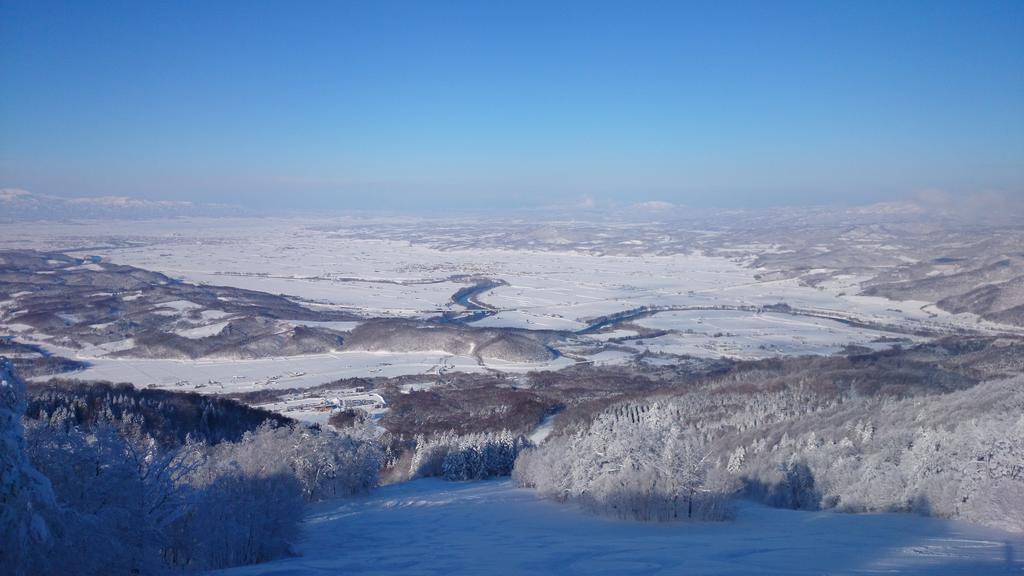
[[515, 375, 1024, 530], [515, 401, 732, 521], [636, 430, 712, 519], [0, 359, 54, 575], [18, 384, 384, 574], [411, 430, 530, 481], [23, 422, 204, 574]]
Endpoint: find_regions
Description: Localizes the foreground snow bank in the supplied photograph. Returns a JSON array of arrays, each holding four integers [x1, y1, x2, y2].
[[209, 478, 1024, 576]]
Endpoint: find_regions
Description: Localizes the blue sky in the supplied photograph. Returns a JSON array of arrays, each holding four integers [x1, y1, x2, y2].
[[1, 0, 1022, 211]]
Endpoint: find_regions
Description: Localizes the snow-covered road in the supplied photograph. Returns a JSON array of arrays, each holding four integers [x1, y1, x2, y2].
[[209, 478, 1024, 575]]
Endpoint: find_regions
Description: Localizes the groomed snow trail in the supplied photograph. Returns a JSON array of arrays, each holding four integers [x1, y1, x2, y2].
[[209, 479, 1024, 576], [528, 413, 557, 445]]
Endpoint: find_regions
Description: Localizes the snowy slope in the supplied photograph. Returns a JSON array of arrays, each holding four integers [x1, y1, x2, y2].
[[208, 479, 1024, 576]]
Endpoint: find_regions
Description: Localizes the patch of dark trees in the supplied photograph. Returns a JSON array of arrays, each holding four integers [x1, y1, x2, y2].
[[25, 379, 293, 447]]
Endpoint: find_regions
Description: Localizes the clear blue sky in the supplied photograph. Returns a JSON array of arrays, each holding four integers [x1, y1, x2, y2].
[[1, 0, 1022, 211]]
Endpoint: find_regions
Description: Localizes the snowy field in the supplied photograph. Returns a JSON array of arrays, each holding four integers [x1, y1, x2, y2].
[[625, 310, 913, 359], [1, 217, 998, 334], [5, 217, 1020, 399], [209, 479, 1024, 576], [28, 349, 572, 393]]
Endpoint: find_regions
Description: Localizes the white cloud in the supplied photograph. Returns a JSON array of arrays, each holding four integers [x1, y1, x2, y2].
[[632, 200, 675, 210]]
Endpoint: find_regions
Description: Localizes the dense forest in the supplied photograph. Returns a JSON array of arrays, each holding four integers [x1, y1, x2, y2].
[[26, 379, 293, 446]]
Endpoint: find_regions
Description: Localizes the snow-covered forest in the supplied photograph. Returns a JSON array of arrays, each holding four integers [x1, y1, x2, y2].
[[408, 430, 532, 481], [515, 372, 1024, 532], [2, 361, 382, 574]]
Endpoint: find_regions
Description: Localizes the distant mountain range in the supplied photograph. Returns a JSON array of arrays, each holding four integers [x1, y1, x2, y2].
[[3, 187, 1021, 226], [0, 189, 242, 222]]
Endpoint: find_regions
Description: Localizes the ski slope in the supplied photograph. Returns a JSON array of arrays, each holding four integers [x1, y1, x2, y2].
[[208, 479, 1024, 576]]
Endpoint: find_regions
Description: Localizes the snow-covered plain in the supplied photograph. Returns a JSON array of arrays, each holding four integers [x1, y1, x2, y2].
[[0, 218, 985, 333], [209, 478, 1024, 576], [626, 310, 913, 358], [33, 350, 571, 393], [5, 217, 1019, 396]]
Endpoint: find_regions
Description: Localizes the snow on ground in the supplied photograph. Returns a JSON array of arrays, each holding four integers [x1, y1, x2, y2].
[[626, 310, 912, 359], [103, 223, 1007, 336], [154, 299, 203, 313], [65, 262, 104, 271], [200, 309, 233, 320], [208, 479, 1024, 576], [469, 310, 585, 330], [589, 328, 640, 341], [189, 272, 463, 317], [255, 391, 387, 425], [76, 338, 136, 357], [6, 217, 1021, 398], [36, 350, 570, 393], [3, 218, 1011, 338], [582, 349, 638, 365], [399, 382, 438, 393], [173, 321, 232, 339], [289, 320, 361, 332], [528, 413, 557, 445]]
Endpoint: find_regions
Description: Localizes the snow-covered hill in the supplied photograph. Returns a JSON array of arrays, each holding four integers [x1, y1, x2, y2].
[[208, 478, 1024, 576]]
